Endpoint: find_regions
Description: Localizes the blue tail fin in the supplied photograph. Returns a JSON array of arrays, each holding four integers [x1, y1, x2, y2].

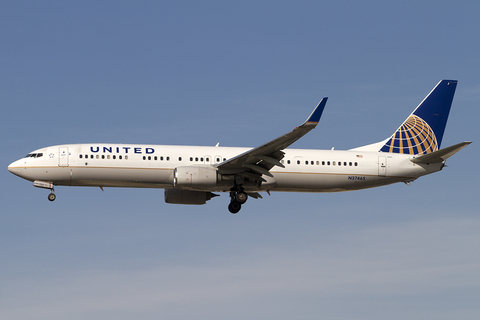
[[380, 80, 457, 155]]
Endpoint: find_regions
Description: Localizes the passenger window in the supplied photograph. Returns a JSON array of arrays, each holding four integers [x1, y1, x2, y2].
[[305, 161, 308, 165], [200, 157, 204, 162], [119, 155, 123, 160], [148, 156, 151, 160], [90, 155, 94, 159], [102, 155, 105, 159], [190, 157, 193, 161], [160, 156, 164, 161], [349, 162, 352, 166], [297, 160, 300, 165], [107, 155, 110, 159], [143, 156, 146, 160], [287, 160, 291, 164], [154, 156, 157, 160], [166, 157, 170, 161], [195, 157, 198, 161], [206, 157, 209, 162], [327, 161, 330, 165], [179, 157, 182, 161], [338, 161, 341, 166], [311, 161, 314, 165], [113, 155, 116, 160], [125, 155, 128, 160], [79, 155, 83, 159], [216, 158, 220, 162], [355, 162, 358, 166]]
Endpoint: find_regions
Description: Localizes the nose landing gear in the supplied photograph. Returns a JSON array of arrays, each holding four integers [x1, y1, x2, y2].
[[48, 189, 56, 201], [33, 181, 56, 202]]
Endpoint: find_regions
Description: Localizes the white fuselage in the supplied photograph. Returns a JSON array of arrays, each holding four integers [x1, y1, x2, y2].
[[8, 143, 443, 193]]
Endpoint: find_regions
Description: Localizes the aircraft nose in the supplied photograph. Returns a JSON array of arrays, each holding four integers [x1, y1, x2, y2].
[[7, 160, 23, 176]]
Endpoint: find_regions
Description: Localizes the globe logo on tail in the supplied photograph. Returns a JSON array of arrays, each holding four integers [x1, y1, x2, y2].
[[380, 115, 438, 155]]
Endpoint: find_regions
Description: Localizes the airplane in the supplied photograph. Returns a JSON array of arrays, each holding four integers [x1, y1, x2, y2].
[[8, 80, 471, 213]]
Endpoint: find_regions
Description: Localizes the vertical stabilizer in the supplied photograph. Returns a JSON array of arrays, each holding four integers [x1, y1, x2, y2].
[[379, 80, 457, 155]]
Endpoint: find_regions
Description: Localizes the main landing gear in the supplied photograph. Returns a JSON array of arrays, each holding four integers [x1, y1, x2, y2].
[[228, 188, 248, 214]]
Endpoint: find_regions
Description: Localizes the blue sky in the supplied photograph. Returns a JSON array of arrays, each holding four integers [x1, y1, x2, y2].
[[1, 1, 479, 319]]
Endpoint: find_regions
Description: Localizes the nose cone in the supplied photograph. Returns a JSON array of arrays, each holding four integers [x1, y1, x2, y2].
[[8, 159, 24, 177]]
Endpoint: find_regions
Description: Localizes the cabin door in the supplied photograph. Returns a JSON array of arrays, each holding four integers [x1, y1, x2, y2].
[[59, 147, 69, 167], [378, 156, 387, 176]]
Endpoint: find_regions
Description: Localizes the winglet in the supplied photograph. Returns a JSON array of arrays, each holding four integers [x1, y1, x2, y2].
[[304, 97, 328, 125]]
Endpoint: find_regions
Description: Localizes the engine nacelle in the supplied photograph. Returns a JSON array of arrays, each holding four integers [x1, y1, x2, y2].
[[164, 189, 216, 205], [174, 166, 218, 189]]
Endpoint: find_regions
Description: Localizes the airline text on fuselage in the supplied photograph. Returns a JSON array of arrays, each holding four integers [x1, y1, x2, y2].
[[90, 146, 155, 154]]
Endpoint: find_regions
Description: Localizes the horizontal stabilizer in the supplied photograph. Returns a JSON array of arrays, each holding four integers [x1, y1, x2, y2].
[[411, 141, 471, 164]]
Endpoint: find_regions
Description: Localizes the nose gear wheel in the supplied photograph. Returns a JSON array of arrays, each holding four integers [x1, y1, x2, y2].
[[47, 189, 56, 202]]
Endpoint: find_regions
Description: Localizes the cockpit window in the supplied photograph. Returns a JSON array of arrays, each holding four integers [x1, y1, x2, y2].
[[24, 153, 44, 158]]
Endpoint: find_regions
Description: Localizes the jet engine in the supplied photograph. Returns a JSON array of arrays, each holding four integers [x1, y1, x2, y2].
[[174, 166, 218, 189], [164, 189, 217, 205]]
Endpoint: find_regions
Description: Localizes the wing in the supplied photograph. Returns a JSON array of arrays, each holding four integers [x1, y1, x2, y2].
[[215, 98, 328, 185]]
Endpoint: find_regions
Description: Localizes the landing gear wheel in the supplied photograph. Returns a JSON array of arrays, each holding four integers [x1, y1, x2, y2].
[[235, 191, 248, 204], [228, 201, 241, 214], [48, 193, 56, 202]]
